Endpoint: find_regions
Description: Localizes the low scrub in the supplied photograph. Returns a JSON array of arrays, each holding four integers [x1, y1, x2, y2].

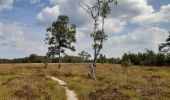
[[89, 86, 130, 100]]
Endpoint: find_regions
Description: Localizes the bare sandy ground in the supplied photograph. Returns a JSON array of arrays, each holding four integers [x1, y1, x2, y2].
[[47, 76, 78, 100]]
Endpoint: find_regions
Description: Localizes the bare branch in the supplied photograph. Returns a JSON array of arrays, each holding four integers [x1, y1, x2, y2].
[[79, 1, 92, 15]]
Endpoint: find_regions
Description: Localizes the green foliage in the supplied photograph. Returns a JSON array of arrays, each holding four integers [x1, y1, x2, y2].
[[143, 49, 157, 66], [97, 54, 107, 64], [0, 54, 46, 64], [61, 55, 82, 63], [122, 49, 170, 66], [80, 0, 117, 78], [107, 58, 121, 64], [29, 54, 42, 63], [45, 15, 76, 68], [166, 54, 170, 65], [121, 59, 132, 67], [78, 51, 91, 63], [80, 0, 117, 64], [159, 32, 170, 54], [45, 15, 76, 59], [0, 54, 121, 64], [156, 53, 166, 66], [0, 50, 169, 66]]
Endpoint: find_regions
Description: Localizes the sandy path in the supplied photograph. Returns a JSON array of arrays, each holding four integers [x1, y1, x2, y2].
[[47, 76, 78, 100]]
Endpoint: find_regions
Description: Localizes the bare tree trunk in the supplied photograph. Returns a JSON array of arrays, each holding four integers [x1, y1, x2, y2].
[[44, 62, 48, 69], [44, 58, 48, 69], [88, 64, 96, 79], [90, 17, 105, 79], [58, 49, 61, 69], [58, 59, 61, 69], [58, 54, 61, 69], [102, 17, 105, 32], [92, 59, 97, 79], [88, 20, 98, 79], [44, 53, 49, 69]]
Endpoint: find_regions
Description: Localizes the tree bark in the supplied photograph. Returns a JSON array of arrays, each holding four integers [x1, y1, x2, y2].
[[44, 54, 48, 69], [89, 20, 98, 79], [58, 49, 61, 69], [44, 62, 48, 69], [102, 17, 105, 32]]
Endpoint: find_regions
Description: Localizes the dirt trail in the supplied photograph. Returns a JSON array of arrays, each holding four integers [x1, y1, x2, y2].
[[47, 76, 78, 100]]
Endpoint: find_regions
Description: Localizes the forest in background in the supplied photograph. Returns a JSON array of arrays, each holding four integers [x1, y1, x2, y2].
[[0, 49, 170, 66]]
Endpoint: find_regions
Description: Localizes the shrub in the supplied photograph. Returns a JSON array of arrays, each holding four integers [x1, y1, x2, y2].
[[121, 59, 132, 67]]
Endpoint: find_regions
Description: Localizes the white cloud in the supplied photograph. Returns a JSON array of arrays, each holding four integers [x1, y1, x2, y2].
[[0, 22, 46, 56], [37, 0, 90, 26], [0, 0, 13, 11], [0, 22, 4, 39], [50, 0, 68, 4], [132, 4, 170, 24], [104, 27, 169, 57], [100, 18, 127, 34], [30, 0, 41, 4], [36, 0, 157, 30], [34, 0, 170, 58], [37, 5, 61, 25], [110, 0, 154, 22]]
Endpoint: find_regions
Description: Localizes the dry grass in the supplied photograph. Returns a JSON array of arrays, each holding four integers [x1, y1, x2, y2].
[[44, 63, 170, 100], [0, 63, 170, 100], [0, 64, 66, 100]]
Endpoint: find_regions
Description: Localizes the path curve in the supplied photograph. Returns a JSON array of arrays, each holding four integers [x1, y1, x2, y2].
[[47, 76, 78, 100]]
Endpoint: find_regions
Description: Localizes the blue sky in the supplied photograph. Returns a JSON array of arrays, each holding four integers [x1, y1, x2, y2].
[[0, 0, 170, 59]]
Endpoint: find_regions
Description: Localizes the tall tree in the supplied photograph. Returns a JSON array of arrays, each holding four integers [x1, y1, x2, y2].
[[80, 0, 117, 78], [78, 51, 91, 63], [45, 15, 76, 69], [159, 32, 170, 54]]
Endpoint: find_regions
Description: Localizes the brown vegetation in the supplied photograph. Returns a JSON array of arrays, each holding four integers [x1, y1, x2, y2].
[[89, 86, 130, 100], [0, 63, 170, 100]]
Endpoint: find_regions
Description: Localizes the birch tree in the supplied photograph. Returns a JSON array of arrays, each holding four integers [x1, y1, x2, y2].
[[80, 0, 117, 78]]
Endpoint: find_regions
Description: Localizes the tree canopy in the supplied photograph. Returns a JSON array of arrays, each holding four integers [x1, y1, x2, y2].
[[45, 15, 76, 68], [159, 32, 170, 54]]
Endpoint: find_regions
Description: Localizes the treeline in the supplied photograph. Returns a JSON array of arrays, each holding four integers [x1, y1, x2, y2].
[[0, 54, 120, 64], [1, 50, 170, 66], [97, 54, 121, 64], [0, 54, 45, 64], [122, 49, 170, 66]]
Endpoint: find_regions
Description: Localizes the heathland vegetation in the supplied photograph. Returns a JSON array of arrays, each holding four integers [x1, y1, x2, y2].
[[0, 64, 170, 100], [0, 0, 170, 100]]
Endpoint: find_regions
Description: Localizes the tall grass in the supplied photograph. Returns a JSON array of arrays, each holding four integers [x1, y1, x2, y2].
[[0, 63, 170, 100], [0, 64, 66, 100]]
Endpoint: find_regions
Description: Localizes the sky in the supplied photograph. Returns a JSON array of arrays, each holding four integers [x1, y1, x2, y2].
[[0, 0, 170, 59]]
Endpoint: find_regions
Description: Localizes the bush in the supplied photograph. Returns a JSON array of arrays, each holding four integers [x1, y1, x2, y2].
[[121, 59, 132, 67]]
